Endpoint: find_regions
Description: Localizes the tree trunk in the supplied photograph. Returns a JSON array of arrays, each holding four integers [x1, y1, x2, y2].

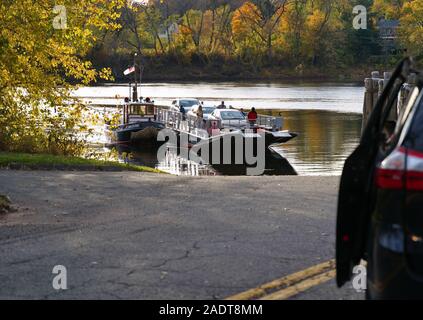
[[267, 33, 272, 59]]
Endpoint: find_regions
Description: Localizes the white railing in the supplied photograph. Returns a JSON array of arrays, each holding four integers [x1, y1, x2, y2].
[[155, 108, 284, 134], [256, 115, 283, 131], [155, 108, 222, 138]]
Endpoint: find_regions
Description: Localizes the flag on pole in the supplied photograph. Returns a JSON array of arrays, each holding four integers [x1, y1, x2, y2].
[[124, 66, 136, 76]]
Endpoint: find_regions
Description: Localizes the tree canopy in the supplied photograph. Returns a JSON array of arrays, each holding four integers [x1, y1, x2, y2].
[[90, 0, 421, 80], [0, 0, 123, 154]]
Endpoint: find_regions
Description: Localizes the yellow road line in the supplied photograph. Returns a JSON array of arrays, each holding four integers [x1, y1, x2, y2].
[[226, 259, 335, 300], [259, 269, 336, 300]]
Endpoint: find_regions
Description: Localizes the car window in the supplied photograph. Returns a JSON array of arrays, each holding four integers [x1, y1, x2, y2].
[[379, 86, 421, 153], [203, 107, 215, 114], [403, 89, 423, 152], [180, 100, 199, 107], [220, 111, 245, 120], [376, 79, 416, 153]]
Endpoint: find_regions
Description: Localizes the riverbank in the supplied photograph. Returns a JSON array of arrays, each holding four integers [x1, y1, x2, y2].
[[112, 64, 373, 83], [0, 170, 360, 300], [0, 152, 162, 173]]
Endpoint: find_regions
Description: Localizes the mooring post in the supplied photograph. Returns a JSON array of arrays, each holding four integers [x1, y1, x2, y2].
[[362, 71, 380, 135], [362, 70, 418, 135], [362, 78, 373, 135]]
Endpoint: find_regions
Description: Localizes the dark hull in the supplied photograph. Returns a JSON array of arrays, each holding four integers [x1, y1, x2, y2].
[[183, 130, 298, 149], [109, 121, 165, 145], [172, 131, 297, 175]]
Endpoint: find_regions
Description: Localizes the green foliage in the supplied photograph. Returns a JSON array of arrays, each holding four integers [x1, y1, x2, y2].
[[0, 0, 124, 155]]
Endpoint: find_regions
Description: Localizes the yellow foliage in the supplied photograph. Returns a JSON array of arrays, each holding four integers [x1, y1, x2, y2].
[[372, 0, 405, 20], [399, 0, 423, 56], [0, 0, 124, 155], [232, 2, 260, 42]]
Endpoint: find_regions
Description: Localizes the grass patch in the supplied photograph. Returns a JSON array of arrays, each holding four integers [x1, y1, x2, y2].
[[0, 152, 163, 173]]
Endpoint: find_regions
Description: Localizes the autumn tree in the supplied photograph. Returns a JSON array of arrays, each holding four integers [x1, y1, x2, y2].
[[279, 0, 308, 62], [209, 5, 234, 56], [372, 0, 407, 20], [300, 0, 348, 66], [232, 0, 288, 59], [121, 2, 147, 54], [180, 9, 206, 53], [399, 0, 423, 57], [0, 0, 124, 154]]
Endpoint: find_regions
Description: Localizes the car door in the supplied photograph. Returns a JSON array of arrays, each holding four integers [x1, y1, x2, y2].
[[336, 58, 413, 287]]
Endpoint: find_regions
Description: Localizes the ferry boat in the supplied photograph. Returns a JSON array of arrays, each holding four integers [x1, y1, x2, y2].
[[108, 101, 166, 144]]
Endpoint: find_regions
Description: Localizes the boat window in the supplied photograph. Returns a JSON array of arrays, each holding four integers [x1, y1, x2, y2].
[[129, 105, 144, 115]]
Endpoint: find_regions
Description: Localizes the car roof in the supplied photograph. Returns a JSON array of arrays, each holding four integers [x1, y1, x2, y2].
[[178, 98, 199, 101], [216, 109, 241, 112]]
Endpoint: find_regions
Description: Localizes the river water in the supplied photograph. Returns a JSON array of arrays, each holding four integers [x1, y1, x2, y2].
[[76, 82, 364, 176]]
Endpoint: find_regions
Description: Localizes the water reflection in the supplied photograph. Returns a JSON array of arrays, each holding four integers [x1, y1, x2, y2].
[[268, 110, 362, 175], [114, 144, 297, 176], [91, 109, 362, 176]]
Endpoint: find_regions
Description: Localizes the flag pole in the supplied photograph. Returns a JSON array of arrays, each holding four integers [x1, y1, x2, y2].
[[133, 53, 138, 102]]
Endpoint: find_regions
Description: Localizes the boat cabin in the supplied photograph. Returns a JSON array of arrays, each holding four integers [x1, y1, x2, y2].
[[122, 103, 156, 125]]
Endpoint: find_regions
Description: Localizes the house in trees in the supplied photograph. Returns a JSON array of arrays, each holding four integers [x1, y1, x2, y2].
[[158, 22, 179, 40], [377, 18, 400, 54]]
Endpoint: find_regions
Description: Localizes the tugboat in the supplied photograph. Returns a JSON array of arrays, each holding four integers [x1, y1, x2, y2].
[[106, 57, 166, 145], [109, 98, 166, 144]]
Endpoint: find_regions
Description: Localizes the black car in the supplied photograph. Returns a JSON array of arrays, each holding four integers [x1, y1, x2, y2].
[[336, 58, 423, 299]]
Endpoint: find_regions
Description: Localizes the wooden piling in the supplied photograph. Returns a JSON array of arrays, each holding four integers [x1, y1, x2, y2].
[[361, 70, 416, 136], [362, 71, 381, 135]]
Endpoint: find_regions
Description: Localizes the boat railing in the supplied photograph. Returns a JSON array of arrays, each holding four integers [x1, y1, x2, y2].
[[256, 115, 283, 131], [155, 108, 223, 138], [155, 108, 284, 135], [222, 115, 283, 131]]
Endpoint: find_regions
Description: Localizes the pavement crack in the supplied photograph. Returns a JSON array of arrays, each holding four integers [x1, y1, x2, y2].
[[128, 226, 158, 235], [151, 250, 191, 269]]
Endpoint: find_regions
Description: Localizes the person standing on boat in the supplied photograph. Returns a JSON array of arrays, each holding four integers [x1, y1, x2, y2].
[[196, 105, 204, 118], [217, 101, 226, 109], [196, 105, 204, 128], [179, 104, 186, 121], [208, 121, 219, 136], [247, 107, 258, 128]]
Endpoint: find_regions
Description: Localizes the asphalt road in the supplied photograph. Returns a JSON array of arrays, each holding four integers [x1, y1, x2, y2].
[[0, 170, 362, 300]]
